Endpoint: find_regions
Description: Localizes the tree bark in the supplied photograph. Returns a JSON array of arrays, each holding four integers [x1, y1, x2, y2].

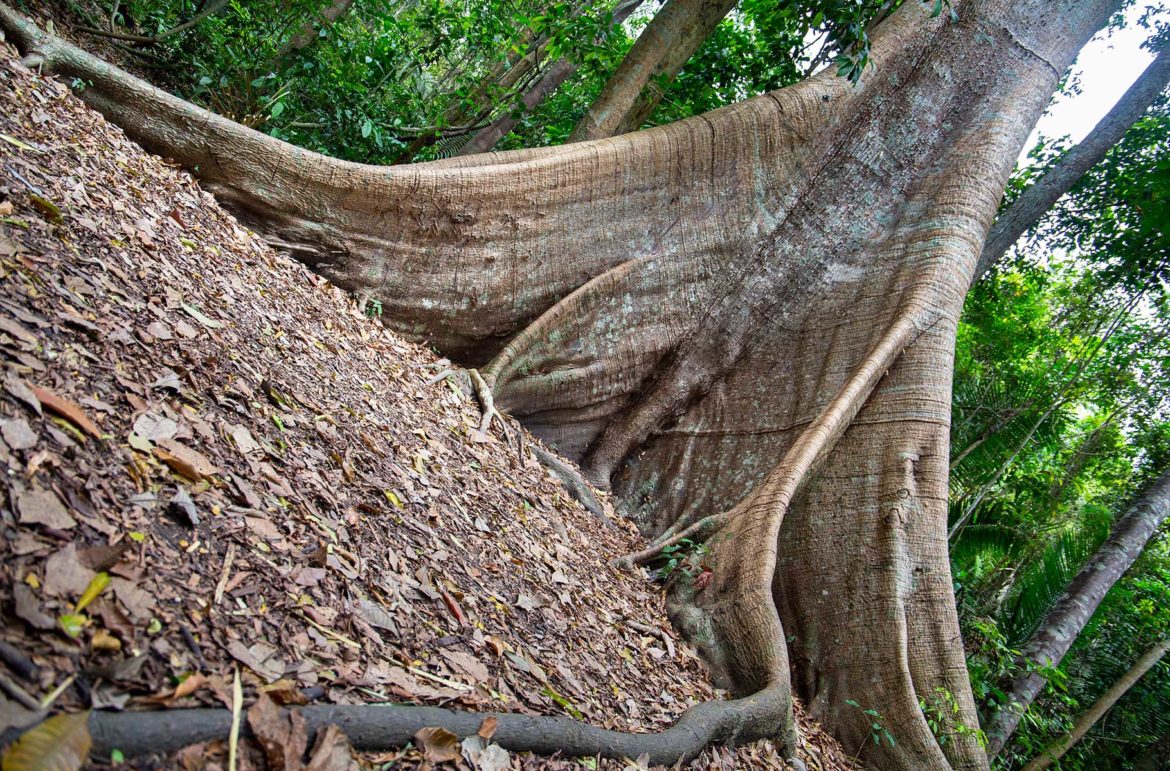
[[975, 42, 1170, 281], [457, 0, 645, 156], [0, 2, 1124, 768], [1020, 639, 1170, 771], [274, 0, 355, 61], [568, 0, 736, 141], [982, 467, 1170, 756]]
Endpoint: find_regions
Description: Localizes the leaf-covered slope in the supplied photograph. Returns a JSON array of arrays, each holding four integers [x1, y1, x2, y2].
[[0, 43, 850, 769]]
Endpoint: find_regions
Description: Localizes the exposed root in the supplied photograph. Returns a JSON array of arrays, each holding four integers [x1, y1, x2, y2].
[[529, 443, 615, 528], [615, 513, 726, 569], [469, 368, 509, 442], [1, 691, 798, 766]]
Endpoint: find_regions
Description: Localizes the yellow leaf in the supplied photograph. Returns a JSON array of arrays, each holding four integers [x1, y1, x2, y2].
[[1, 712, 92, 771], [127, 531, 146, 543], [74, 573, 109, 613]]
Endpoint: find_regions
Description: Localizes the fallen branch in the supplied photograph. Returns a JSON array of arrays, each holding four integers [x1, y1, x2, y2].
[[0, 691, 797, 766]]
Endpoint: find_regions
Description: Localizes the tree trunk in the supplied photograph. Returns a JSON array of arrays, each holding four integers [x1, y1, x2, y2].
[[975, 42, 1170, 280], [0, 2, 1123, 768], [983, 467, 1170, 756], [1020, 639, 1170, 771], [457, 0, 645, 156], [275, 0, 355, 61], [568, 0, 736, 141]]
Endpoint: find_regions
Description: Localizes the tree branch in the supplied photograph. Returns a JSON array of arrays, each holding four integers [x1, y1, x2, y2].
[[975, 43, 1170, 281]]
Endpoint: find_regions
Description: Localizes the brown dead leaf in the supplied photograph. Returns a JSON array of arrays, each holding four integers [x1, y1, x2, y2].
[[154, 439, 219, 481], [248, 692, 308, 770], [414, 726, 460, 764], [13, 584, 54, 630], [305, 724, 359, 771], [16, 486, 75, 530], [31, 386, 102, 438], [43, 543, 96, 597], [1, 418, 37, 450], [477, 716, 498, 740]]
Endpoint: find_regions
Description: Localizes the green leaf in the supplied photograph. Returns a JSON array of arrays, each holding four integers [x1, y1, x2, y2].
[[74, 573, 109, 613], [58, 614, 86, 638], [2, 711, 92, 771], [361, 120, 373, 139], [270, 102, 285, 118]]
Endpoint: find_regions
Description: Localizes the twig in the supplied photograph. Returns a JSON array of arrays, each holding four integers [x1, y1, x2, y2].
[[213, 542, 236, 606], [0, 671, 40, 711], [39, 674, 73, 709], [179, 625, 207, 671], [621, 618, 676, 659], [228, 667, 242, 771]]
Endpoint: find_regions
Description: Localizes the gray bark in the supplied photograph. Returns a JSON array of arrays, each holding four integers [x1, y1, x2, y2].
[[569, 0, 736, 141], [975, 43, 1170, 280], [983, 467, 1170, 756]]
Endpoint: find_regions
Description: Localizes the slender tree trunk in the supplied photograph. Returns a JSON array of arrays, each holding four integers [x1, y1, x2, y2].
[[1020, 639, 1170, 771], [0, 2, 1123, 768], [975, 43, 1170, 280], [274, 0, 354, 61], [1135, 728, 1170, 771], [457, 0, 645, 155], [983, 467, 1170, 756], [569, 0, 736, 141]]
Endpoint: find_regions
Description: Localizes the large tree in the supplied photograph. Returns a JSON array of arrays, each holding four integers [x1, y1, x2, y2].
[[0, 1, 1126, 768]]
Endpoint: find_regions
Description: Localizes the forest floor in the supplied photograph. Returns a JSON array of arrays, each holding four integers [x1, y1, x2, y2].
[[0, 34, 853, 771]]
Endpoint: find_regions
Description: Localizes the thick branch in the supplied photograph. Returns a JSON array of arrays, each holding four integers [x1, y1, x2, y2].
[[983, 466, 1170, 756], [457, 0, 645, 155], [569, 0, 736, 141], [2, 690, 795, 766], [975, 43, 1170, 280]]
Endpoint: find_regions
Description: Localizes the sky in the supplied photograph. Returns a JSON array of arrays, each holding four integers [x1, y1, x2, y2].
[[1028, 1, 1161, 150]]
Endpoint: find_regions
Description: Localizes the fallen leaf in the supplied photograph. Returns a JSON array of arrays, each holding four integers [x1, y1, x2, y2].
[[131, 412, 177, 442], [17, 487, 75, 530], [1, 418, 37, 450], [4, 376, 41, 415], [227, 641, 285, 683], [74, 572, 110, 612], [168, 487, 199, 526], [30, 386, 102, 438], [248, 693, 308, 770], [182, 303, 225, 329], [440, 650, 489, 683], [13, 584, 54, 631], [414, 726, 460, 764], [155, 440, 219, 481], [477, 716, 498, 740], [43, 544, 95, 597], [305, 724, 359, 771], [0, 711, 91, 770]]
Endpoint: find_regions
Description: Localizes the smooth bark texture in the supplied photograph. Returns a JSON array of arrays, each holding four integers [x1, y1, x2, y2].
[[0, 2, 1123, 768], [0, 689, 793, 765], [983, 467, 1170, 756], [975, 43, 1170, 280], [568, 0, 736, 140], [1020, 639, 1170, 771], [457, 0, 645, 155]]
